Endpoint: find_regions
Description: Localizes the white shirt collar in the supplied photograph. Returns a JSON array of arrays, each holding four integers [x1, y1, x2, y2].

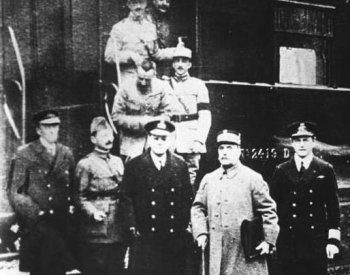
[[150, 151, 167, 170], [294, 153, 313, 171]]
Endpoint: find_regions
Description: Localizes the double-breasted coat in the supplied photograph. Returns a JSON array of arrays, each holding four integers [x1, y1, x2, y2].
[[270, 156, 340, 261], [8, 140, 77, 273], [191, 163, 279, 275], [120, 150, 193, 275]]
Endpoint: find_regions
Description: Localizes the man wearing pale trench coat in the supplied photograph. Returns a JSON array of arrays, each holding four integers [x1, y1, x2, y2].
[[191, 129, 279, 275]]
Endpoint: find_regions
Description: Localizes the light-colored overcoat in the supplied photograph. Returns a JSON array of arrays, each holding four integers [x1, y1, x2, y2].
[[191, 163, 279, 275]]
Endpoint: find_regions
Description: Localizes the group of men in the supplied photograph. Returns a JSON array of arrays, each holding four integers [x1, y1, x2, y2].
[[7, 0, 342, 274], [8, 106, 342, 275]]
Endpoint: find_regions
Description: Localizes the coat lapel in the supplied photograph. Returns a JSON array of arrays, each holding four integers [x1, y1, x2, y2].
[[31, 140, 54, 169], [144, 150, 173, 188], [300, 157, 319, 182], [283, 158, 300, 185]]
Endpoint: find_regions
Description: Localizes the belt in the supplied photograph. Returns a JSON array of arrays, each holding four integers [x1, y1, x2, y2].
[[171, 113, 198, 122]]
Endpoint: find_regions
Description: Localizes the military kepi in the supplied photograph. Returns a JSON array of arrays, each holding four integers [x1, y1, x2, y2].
[[145, 119, 175, 136], [33, 109, 60, 125], [217, 129, 241, 145], [288, 121, 316, 138], [90, 116, 110, 135]]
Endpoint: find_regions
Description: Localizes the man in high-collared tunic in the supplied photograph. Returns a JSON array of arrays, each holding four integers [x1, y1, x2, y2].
[[104, 0, 174, 83], [75, 117, 126, 275], [111, 60, 173, 160], [8, 110, 78, 275], [191, 130, 279, 275], [166, 41, 211, 189], [270, 122, 341, 275], [120, 119, 193, 275]]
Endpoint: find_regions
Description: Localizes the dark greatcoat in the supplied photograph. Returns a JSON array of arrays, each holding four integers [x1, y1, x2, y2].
[[270, 156, 340, 262], [120, 150, 193, 275], [8, 140, 78, 273]]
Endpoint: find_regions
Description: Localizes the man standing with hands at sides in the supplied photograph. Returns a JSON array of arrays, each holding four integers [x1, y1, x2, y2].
[[191, 130, 279, 275], [75, 117, 126, 275], [270, 122, 341, 275], [120, 119, 193, 275], [167, 39, 212, 190], [8, 110, 79, 275]]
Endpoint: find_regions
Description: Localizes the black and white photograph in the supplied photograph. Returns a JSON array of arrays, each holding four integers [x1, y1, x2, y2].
[[0, 0, 350, 274]]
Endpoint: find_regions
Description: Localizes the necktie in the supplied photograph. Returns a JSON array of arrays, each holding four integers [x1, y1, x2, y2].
[[299, 161, 306, 176]]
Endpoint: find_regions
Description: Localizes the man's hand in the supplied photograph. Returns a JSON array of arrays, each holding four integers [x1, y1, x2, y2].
[[192, 140, 204, 153], [197, 235, 208, 251], [326, 244, 339, 259], [256, 241, 270, 255], [93, 210, 106, 222]]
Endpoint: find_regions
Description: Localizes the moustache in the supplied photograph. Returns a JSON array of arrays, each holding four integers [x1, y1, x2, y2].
[[105, 141, 113, 146]]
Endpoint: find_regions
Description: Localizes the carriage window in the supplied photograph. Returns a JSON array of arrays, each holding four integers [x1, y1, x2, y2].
[[279, 47, 316, 85]]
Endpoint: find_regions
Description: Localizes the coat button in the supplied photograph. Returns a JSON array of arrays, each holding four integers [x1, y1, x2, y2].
[[311, 225, 315, 229], [66, 184, 69, 187], [309, 213, 313, 217], [47, 184, 51, 188], [151, 201, 156, 205], [151, 227, 156, 232], [170, 229, 174, 233], [151, 188, 155, 192], [49, 209, 54, 215], [309, 201, 313, 205], [170, 215, 174, 219], [67, 197, 71, 201], [292, 214, 297, 218], [309, 189, 313, 193], [293, 191, 297, 195], [65, 170, 69, 175], [170, 202, 174, 206], [171, 188, 175, 192], [289, 226, 293, 230], [292, 203, 296, 207], [151, 215, 156, 219], [217, 202, 221, 205], [48, 197, 53, 201], [215, 214, 219, 217]]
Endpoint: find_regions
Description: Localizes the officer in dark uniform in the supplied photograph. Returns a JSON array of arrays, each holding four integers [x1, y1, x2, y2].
[[120, 119, 193, 275], [8, 110, 78, 275], [270, 122, 341, 275]]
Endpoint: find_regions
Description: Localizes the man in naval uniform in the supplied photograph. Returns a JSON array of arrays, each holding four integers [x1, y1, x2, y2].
[[270, 122, 341, 275], [120, 119, 193, 275], [104, 0, 174, 84], [111, 60, 173, 160], [191, 130, 279, 275], [75, 117, 126, 275], [166, 40, 211, 190], [8, 110, 78, 275]]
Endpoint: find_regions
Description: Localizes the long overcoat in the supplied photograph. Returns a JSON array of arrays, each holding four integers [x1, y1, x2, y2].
[[191, 163, 279, 275], [120, 150, 193, 275], [270, 156, 340, 261], [8, 139, 77, 272]]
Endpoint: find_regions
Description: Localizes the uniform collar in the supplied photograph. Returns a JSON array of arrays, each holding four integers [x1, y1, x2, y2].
[[150, 151, 167, 170], [128, 12, 147, 23], [39, 137, 56, 155], [93, 148, 110, 160], [294, 153, 314, 171], [219, 161, 241, 179], [174, 72, 190, 82]]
